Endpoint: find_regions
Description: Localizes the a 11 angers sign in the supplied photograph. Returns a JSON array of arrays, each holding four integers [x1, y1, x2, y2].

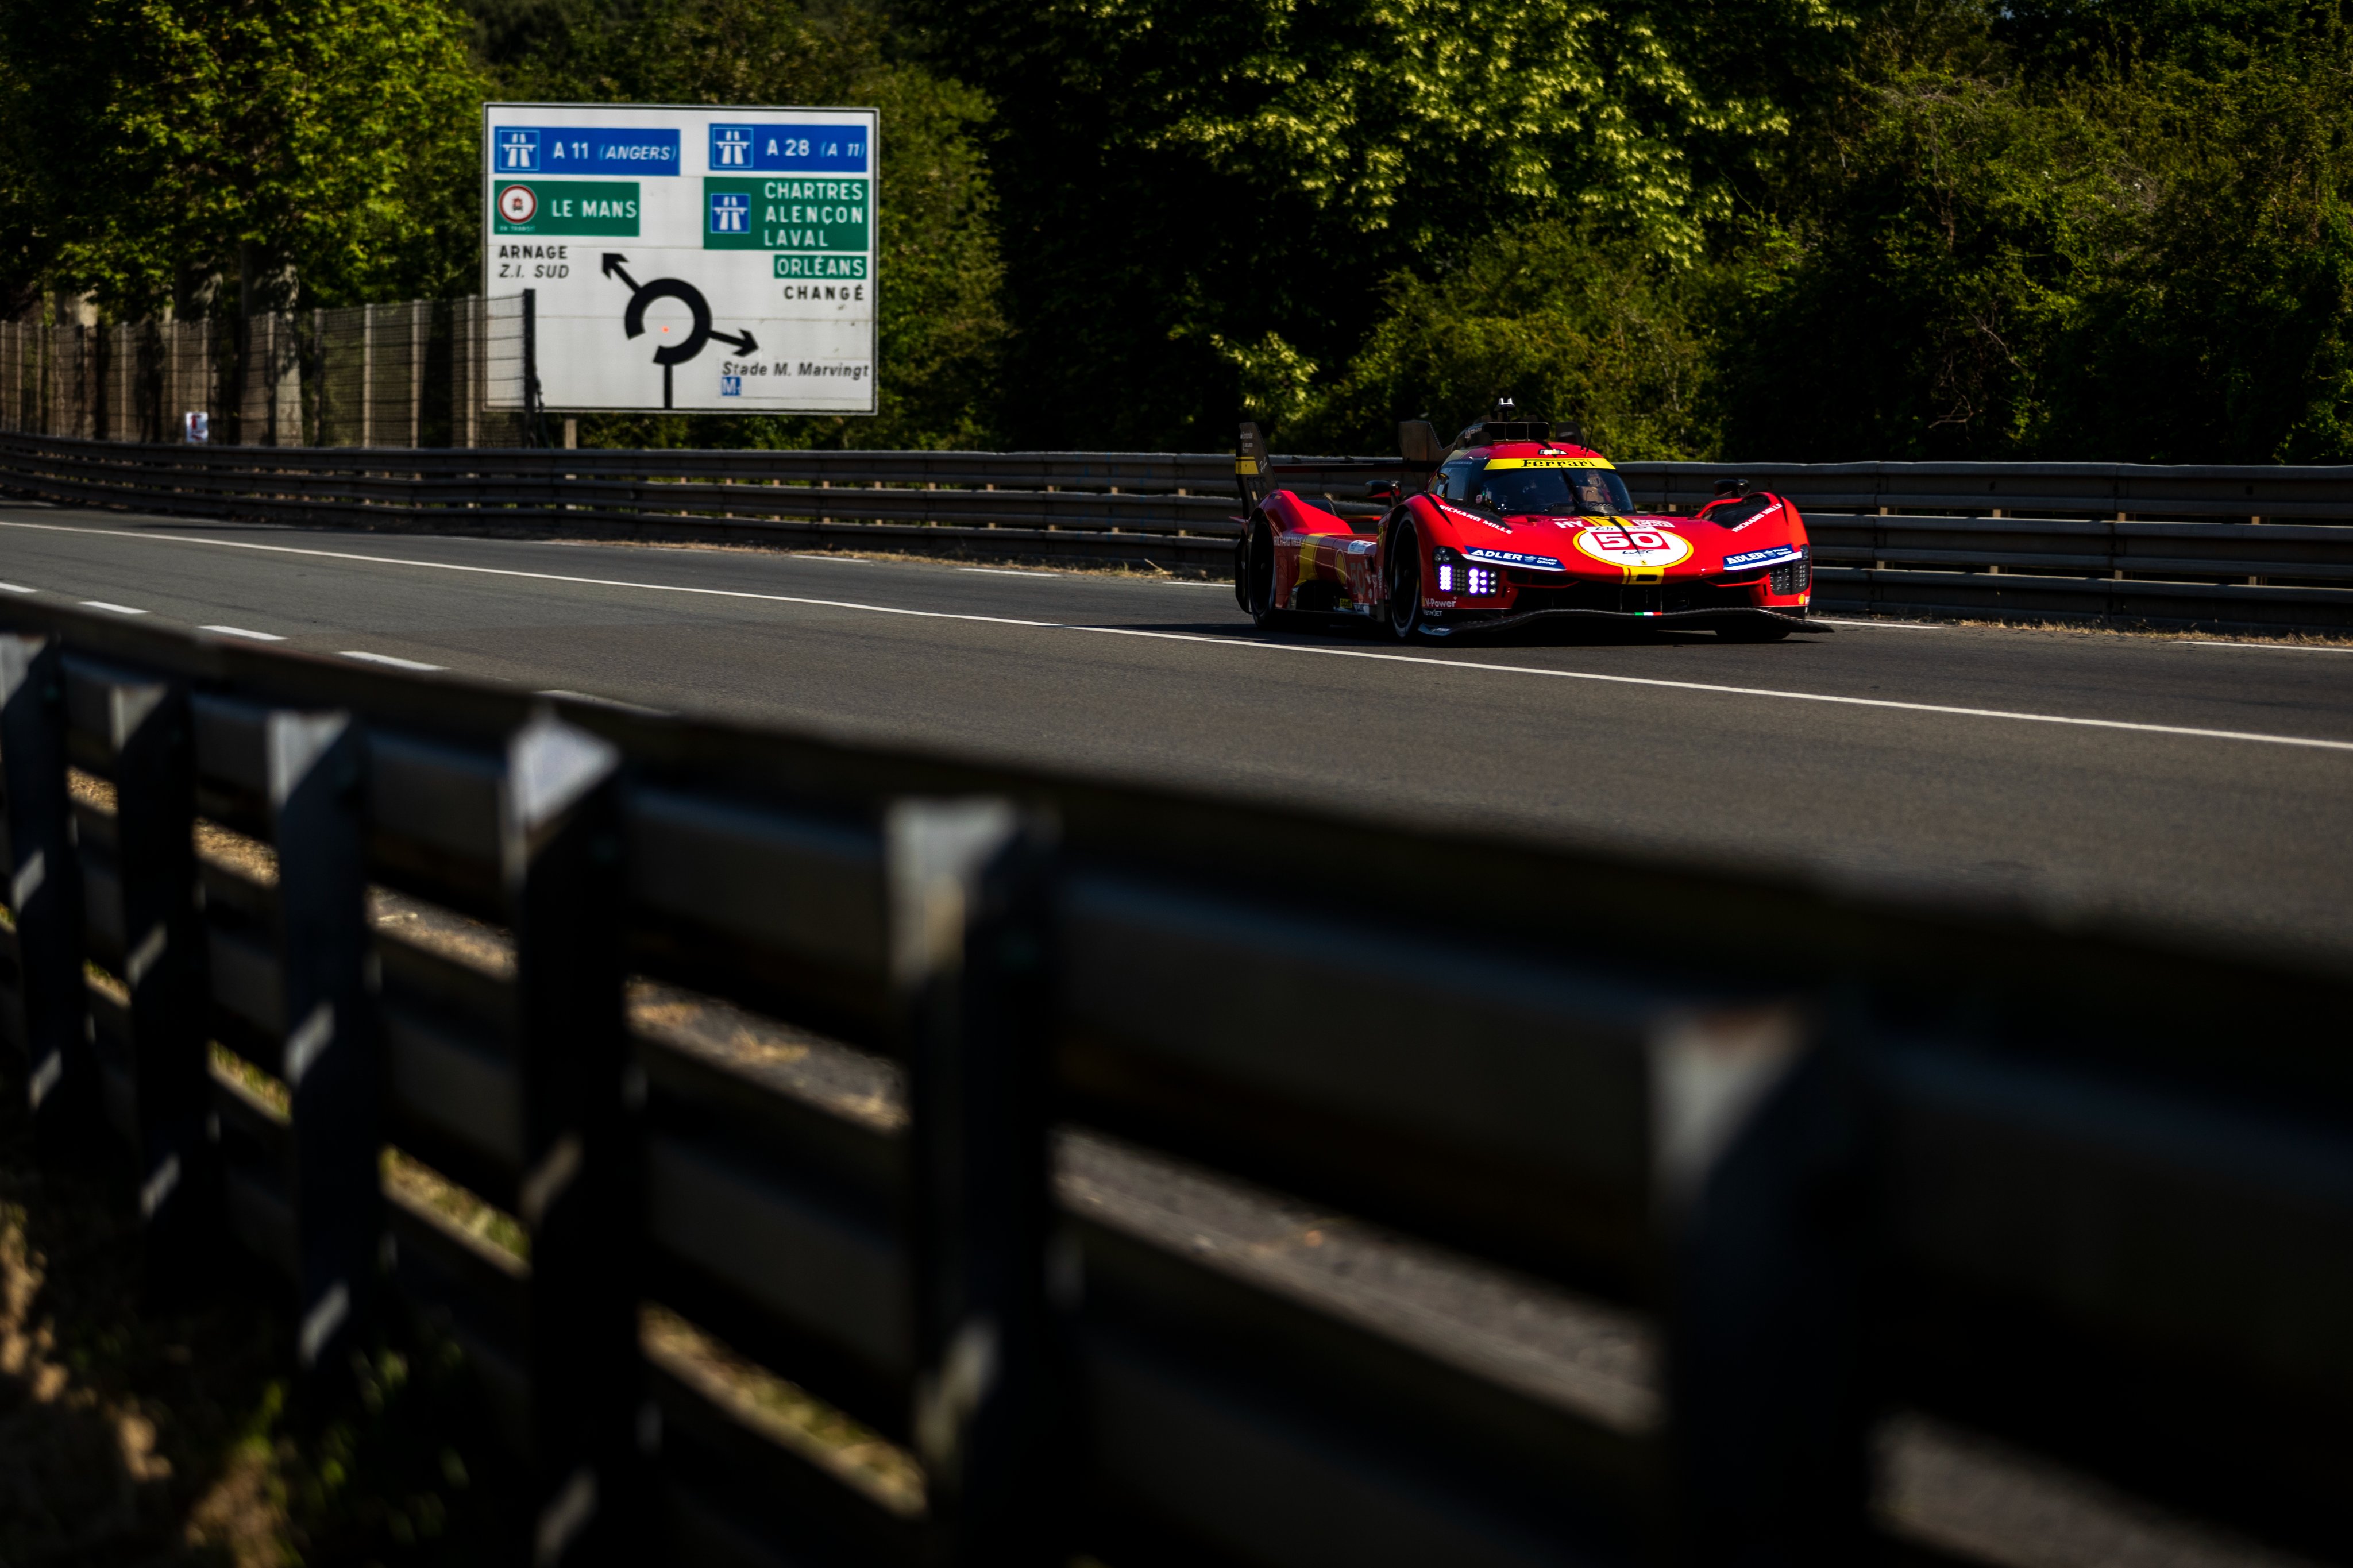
[[482, 102, 878, 415]]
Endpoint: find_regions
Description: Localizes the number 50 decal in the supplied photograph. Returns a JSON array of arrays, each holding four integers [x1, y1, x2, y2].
[[1573, 526, 1693, 569]]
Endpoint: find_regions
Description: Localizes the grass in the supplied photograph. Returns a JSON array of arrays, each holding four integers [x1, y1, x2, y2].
[[0, 1099, 510, 1565]]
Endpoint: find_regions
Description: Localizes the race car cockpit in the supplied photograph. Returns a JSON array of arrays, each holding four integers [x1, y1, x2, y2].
[[1442, 458, 1637, 517]]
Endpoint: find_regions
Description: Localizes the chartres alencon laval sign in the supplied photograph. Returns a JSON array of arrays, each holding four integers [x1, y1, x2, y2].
[[482, 102, 878, 415]]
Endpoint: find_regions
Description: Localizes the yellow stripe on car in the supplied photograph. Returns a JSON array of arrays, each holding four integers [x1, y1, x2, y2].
[[1482, 457, 1616, 470]]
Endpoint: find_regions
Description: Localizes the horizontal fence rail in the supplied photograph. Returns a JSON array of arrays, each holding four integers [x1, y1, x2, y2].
[[0, 600, 2347, 1566], [3, 434, 2353, 630]]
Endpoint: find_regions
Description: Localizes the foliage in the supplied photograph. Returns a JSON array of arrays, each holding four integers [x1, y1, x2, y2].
[[1716, 1, 2353, 461], [3, 0, 2351, 461], [1285, 221, 1719, 458], [918, 0, 1850, 449], [0, 0, 489, 317]]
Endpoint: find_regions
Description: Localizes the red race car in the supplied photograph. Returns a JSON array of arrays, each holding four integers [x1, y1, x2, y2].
[[1232, 415, 1824, 642]]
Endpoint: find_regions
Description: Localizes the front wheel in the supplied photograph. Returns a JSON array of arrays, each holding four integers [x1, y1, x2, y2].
[[1385, 523, 1426, 641]]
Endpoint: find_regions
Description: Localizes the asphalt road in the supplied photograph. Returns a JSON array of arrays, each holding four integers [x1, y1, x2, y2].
[[5, 503, 2351, 956]]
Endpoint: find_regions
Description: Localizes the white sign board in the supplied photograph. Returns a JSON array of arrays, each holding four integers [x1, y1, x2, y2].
[[481, 101, 877, 414]]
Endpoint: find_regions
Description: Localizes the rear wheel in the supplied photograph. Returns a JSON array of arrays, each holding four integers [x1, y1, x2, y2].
[[1243, 517, 1289, 628], [1385, 522, 1425, 640]]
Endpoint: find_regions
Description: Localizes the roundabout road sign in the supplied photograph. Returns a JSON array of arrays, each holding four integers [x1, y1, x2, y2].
[[483, 101, 877, 415]]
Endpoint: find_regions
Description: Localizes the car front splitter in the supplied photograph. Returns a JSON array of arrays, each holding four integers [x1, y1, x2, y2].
[[1424, 606, 1833, 636]]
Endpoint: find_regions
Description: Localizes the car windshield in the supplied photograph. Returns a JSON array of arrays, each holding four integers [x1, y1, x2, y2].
[[1469, 465, 1635, 517]]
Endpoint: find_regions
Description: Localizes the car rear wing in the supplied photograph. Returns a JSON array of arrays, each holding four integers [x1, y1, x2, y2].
[[1232, 420, 1448, 519]]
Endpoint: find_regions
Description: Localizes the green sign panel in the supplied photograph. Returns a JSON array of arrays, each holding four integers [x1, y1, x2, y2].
[[703, 177, 869, 254], [492, 180, 640, 236], [775, 254, 869, 279]]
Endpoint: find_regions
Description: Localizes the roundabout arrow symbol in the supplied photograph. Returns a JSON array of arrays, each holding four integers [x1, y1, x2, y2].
[[603, 253, 750, 408]]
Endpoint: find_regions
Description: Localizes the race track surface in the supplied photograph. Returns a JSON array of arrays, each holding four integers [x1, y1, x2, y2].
[[5, 503, 2350, 957]]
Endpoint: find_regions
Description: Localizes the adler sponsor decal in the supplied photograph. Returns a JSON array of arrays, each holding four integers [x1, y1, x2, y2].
[[1723, 545, 1805, 570], [1463, 547, 1568, 572]]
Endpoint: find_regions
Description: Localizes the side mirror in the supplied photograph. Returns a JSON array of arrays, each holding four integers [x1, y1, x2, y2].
[[1365, 479, 1400, 504]]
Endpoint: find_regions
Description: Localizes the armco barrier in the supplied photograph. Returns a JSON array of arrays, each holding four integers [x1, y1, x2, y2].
[[1, 600, 2348, 1566], [6, 432, 2353, 632], [1620, 459, 2353, 635]]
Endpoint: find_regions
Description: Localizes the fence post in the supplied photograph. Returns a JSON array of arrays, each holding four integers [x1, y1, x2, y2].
[[502, 710, 642, 1564], [523, 288, 545, 449], [889, 798, 1064, 1564], [268, 708, 376, 1377], [66, 656, 217, 1298], [460, 298, 476, 450], [0, 636, 97, 1153], [410, 301, 423, 449], [361, 303, 375, 449], [1653, 1007, 1865, 1566]]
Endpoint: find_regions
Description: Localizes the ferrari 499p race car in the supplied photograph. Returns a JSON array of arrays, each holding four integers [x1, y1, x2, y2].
[[1232, 415, 1823, 642]]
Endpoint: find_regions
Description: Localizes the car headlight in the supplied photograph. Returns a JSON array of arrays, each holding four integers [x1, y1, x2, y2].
[[1768, 550, 1811, 596], [1432, 549, 1500, 597]]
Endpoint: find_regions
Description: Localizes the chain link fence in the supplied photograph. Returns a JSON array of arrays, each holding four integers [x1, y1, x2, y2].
[[0, 297, 533, 447]]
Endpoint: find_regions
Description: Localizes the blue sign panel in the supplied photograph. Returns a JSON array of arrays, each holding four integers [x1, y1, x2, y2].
[[709, 123, 869, 172], [499, 127, 680, 176], [709, 191, 750, 234], [495, 128, 540, 172]]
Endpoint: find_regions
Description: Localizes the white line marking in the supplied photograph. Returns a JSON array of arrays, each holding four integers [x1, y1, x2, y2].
[[2184, 639, 2353, 655], [80, 600, 146, 615], [1809, 616, 1944, 631], [0, 581, 34, 593], [341, 650, 444, 671], [6, 516, 2349, 756], [961, 566, 1063, 577], [200, 624, 285, 641]]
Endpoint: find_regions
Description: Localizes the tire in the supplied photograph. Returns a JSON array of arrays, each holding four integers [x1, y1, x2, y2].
[[1243, 517, 1288, 628], [1385, 521, 1426, 641], [1719, 618, 1793, 643]]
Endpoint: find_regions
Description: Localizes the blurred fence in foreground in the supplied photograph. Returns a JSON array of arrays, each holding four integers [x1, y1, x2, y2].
[[3, 434, 2352, 631], [0, 299, 531, 449], [1, 600, 2347, 1566]]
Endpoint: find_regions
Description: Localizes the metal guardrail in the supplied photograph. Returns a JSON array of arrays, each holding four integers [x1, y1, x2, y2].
[[4, 434, 2352, 629], [1618, 460, 2353, 635], [1, 600, 2348, 1565]]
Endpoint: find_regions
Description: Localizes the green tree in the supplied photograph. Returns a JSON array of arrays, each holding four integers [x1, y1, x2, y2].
[[2038, 45, 2353, 459], [1287, 220, 1719, 458], [0, 0, 488, 318], [1717, 1, 2353, 461], [913, 0, 1847, 448]]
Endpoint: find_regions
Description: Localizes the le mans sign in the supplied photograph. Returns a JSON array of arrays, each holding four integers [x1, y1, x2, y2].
[[483, 102, 878, 415]]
